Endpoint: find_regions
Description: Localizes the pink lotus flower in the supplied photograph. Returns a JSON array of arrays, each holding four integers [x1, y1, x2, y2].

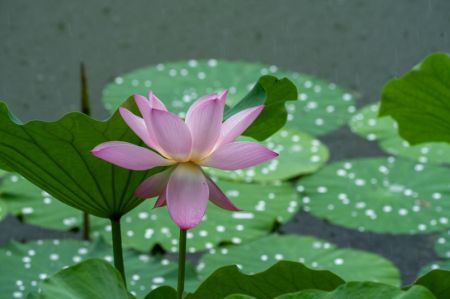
[[91, 91, 278, 230]]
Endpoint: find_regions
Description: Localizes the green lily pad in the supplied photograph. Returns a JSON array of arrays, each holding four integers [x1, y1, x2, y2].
[[0, 98, 162, 219], [1, 176, 300, 253], [0, 239, 199, 299], [419, 232, 450, 277], [0, 171, 110, 232], [0, 172, 83, 230], [92, 179, 299, 253], [435, 229, 450, 259], [0, 170, 8, 220], [0, 171, 7, 220], [185, 261, 344, 299], [206, 128, 329, 183], [0, 199, 6, 220], [198, 235, 400, 286], [275, 282, 436, 299], [2, 174, 300, 251], [350, 104, 450, 164], [297, 157, 450, 234], [419, 261, 450, 276], [379, 52, 450, 145], [31, 259, 132, 299], [101, 60, 355, 136]]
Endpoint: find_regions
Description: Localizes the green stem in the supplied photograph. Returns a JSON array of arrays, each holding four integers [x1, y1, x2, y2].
[[80, 63, 91, 241], [111, 217, 127, 287], [177, 229, 187, 299], [80, 62, 91, 115], [82, 211, 90, 240]]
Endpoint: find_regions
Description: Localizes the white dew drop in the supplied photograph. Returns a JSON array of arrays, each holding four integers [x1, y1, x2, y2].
[[334, 258, 344, 265], [274, 254, 284, 260], [152, 277, 165, 284]]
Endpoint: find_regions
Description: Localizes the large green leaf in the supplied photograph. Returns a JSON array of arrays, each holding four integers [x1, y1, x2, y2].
[[410, 270, 450, 299], [350, 104, 450, 164], [379, 52, 450, 145], [275, 282, 436, 299], [0, 98, 162, 219], [198, 235, 400, 286], [186, 261, 344, 299], [32, 259, 132, 299], [92, 179, 299, 252], [223, 75, 297, 140], [0, 239, 198, 299], [101, 60, 355, 137], [144, 286, 177, 299], [206, 128, 329, 182], [297, 157, 450, 234]]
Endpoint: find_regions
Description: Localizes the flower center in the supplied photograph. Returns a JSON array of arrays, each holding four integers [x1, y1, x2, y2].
[[178, 161, 200, 169]]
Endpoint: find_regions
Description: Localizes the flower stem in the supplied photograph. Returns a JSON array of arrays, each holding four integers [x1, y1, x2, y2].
[[111, 217, 127, 287], [80, 63, 91, 241], [82, 211, 90, 240], [177, 229, 187, 299], [80, 62, 91, 115]]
